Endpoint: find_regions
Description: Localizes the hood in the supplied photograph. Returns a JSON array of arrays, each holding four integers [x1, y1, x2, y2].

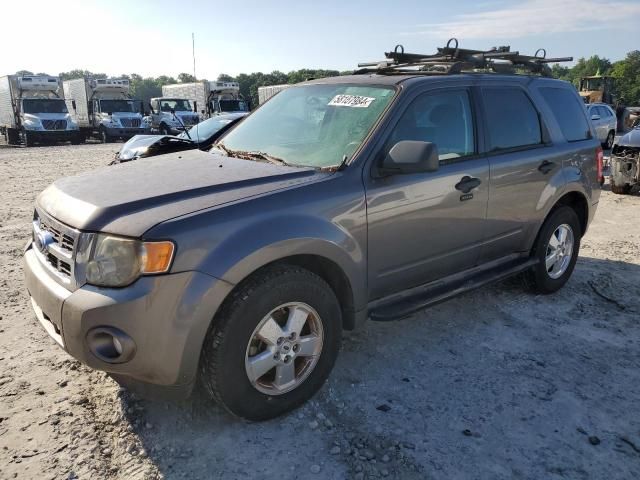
[[116, 134, 194, 160], [37, 149, 326, 237], [617, 127, 640, 148]]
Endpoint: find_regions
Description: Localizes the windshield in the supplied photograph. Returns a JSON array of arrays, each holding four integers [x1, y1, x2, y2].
[[160, 99, 193, 112], [100, 99, 138, 113], [219, 84, 395, 168], [179, 115, 240, 142], [219, 99, 248, 112], [22, 99, 68, 114], [582, 78, 603, 91]]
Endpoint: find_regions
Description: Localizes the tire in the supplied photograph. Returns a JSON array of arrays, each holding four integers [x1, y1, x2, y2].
[[200, 265, 342, 421], [23, 131, 34, 147], [100, 128, 112, 143], [604, 130, 615, 150], [525, 206, 581, 294], [611, 181, 631, 195], [159, 124, 170, 136]]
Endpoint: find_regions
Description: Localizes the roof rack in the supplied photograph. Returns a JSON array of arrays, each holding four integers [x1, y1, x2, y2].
[[356, 38, 572, 77]]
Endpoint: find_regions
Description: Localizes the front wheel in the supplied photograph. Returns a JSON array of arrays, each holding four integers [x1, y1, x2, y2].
[[604, 130, 615, 150], [159, 124, 171, 136], [200, 265, 342, 421], [525, 206, 581, 294]]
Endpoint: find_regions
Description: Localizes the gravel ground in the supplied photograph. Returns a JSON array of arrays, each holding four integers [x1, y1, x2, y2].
[[1, 141, 639, 480]]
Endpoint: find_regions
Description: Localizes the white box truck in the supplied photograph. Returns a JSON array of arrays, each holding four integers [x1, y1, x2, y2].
[[162, 81, 249, 118], [258, 84, 292, 105], [148, 96, 199, 135], [0, 75, 81, 146], [63, 78, 149, 143]]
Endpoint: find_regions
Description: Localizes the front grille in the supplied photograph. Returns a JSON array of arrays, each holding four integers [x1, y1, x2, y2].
[[41, 119, 67, 130], [40, 219, 75, 252], [120, 118, 141, 128], [179, 115, 198, 126], [33, 209, 80, 284]]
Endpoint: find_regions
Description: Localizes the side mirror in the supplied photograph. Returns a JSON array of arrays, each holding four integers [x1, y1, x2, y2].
[[170, 108, 176, 115], [193, 101, 198, 112], [148, 102, 155, 114], [379, 141, 440, 176], [591, 114, 601, 121], [71, 100, 76, 111]]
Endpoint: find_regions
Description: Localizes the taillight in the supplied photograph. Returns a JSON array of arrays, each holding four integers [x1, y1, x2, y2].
[[595, 146, 604, 183]]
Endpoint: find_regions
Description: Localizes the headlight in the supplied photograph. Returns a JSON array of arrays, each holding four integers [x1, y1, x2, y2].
[[85, 234, 175, 287]]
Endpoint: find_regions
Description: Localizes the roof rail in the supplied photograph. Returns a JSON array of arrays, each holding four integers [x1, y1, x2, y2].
[[356, 38, 573, 77]]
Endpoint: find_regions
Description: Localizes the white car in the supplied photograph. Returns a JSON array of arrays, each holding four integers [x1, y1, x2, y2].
[[586, 103, 617, 149]]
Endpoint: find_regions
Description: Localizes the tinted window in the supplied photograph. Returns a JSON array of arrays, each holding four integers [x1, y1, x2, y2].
[[387, 90, 475, 160], [539, 87, 591, 142], [482, 88, 541, 151]]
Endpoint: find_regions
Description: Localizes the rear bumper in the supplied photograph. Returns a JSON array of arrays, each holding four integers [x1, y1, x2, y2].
[[24, 244, 234, 394]]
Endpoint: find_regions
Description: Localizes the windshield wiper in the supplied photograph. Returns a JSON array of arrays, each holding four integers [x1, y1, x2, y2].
[[212, 144, 290, 166]]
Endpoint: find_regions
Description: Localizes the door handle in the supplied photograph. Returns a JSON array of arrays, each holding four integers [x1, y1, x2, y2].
[[538, 160, 556, 174], [455, 176, 481, 194]]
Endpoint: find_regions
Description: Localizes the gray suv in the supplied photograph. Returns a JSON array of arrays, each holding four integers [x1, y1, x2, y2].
[[23, 44, 602, 420]]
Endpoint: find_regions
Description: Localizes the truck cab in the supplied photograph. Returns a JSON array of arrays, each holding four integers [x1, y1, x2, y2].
[[64, 78, 149, 143], [149, 97, 200, 135], [0, 75, 81, 146], [208, 81, 249, 115]]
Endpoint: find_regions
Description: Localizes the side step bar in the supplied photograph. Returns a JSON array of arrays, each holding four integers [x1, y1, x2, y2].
[[369, 258, 539, 321]]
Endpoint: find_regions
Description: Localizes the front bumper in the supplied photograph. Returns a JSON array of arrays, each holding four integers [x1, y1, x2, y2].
[[24, 244, 233, 395], [25, 130, 81, 141], [106, 127, 151, 138]]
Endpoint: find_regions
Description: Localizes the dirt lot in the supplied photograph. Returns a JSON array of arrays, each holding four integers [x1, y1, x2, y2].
[[0, 142, 639, 480]]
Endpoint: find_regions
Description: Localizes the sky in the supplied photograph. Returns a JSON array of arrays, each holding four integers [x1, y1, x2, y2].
[[2, 0, 639, 80]]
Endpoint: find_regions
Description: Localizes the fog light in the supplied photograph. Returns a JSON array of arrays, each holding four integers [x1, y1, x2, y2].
[[87, 327, 135, 364]]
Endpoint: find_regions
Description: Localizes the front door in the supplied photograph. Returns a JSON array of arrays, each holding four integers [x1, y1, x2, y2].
[[365, 88, 489, 300]]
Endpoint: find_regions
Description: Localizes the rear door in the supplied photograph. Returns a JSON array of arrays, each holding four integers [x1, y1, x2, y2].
[[478, 85, 560, 263], [365, 86, 489, 300]]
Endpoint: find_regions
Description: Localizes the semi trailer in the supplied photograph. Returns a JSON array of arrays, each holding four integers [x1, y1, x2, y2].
[[258, 84, 292, 105], [161, 81, 249, 118], [63, 78, 149, 143], [0, 75, 81, 146]]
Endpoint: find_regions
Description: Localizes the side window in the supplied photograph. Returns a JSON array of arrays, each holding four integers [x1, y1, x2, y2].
[[482, 88, 542, 151], [387, 90, 475, 161], [539, 87, 591, 142]]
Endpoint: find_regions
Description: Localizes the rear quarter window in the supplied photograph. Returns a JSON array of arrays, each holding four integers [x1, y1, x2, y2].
[[482, 88, 542, 151], [539, 87, 591, 142]]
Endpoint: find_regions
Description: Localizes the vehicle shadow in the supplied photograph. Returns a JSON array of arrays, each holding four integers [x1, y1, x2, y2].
[[118, 255, 640, 479]]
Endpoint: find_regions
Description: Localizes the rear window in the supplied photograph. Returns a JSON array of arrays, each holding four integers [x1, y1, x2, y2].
[[539, 87, 591, 142], [482, 88, 542, 151]]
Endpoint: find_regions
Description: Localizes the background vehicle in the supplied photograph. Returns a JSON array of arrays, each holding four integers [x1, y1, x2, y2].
[[149, 97, 200, 135], [610, 127, 640, 194], [24, 42, 600, 421], [258, 84, 291, 105], [586, 103, 617, 149], [0, 75, 81, 146], [114, 112, 247, 162], [162, 81, 249, 118], [63, 78, 148, 143], [579, 75, 615, 104]]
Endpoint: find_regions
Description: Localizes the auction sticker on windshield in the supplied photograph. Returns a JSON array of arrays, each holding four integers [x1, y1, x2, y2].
[[328, 95, 375, 108]]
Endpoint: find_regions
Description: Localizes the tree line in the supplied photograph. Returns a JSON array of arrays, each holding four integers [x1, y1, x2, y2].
[[14, 49, 640, 109]]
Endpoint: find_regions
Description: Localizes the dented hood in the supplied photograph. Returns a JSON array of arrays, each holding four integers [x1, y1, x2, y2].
[[37, 149, 324, 237], [617, 127, 640, 148]]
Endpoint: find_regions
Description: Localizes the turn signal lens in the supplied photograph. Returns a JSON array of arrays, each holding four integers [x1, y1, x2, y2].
[[141, 241, 175, 274]]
